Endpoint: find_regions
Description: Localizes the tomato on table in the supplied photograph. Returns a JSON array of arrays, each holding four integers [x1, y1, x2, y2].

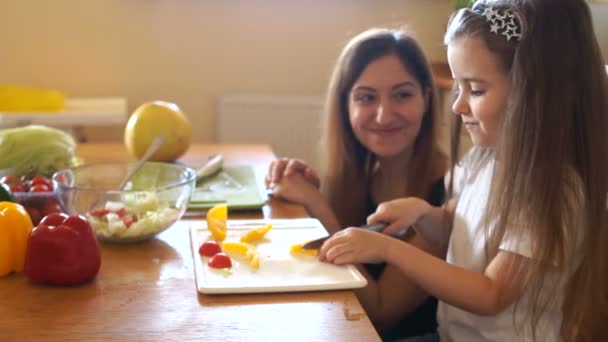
[[208, 253, 232, 269], [199, 241, 222, 257]]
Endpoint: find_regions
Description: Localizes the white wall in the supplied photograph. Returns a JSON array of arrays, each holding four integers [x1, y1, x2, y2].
[[0, 0, 452, 143], [590, 2, 608, 60]]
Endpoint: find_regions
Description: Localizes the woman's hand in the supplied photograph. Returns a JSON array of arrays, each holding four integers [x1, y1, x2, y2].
[[367, 197, 431, 235], [265, 158, 320, 189], [318, 228, 396, 264], [268, 173, 324, 210]]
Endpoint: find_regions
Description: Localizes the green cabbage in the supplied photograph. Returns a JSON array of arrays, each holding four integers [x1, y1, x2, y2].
[[0, 125, 76, 177]]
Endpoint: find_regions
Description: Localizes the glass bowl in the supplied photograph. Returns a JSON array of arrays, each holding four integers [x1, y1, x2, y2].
[[53, 161, 196, 243], [0, 171, 61, 225]]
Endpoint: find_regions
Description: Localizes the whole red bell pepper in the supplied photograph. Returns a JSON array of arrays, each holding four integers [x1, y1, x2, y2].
[[24, 213, 101, 285]]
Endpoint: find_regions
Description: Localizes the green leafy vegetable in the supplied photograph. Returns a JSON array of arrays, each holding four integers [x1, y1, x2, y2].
[[0, 125, 76, 177]]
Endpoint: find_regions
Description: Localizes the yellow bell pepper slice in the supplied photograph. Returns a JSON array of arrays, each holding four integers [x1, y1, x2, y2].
[[222, 241, 260, 269], [248, 249, 260, 269], [206, 204, 227, 242], [222, 241, 254, 256], [0, 201, 34, 276], [240, 223, 273, 243], [289, 243, 318, 257]]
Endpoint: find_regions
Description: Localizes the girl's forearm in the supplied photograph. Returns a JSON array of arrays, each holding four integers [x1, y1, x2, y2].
[[413, 200, 454, 253], [384, 239, 504, 316]]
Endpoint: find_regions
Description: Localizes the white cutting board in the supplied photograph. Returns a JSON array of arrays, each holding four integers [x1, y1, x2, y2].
[[190, 218, 367, 294]]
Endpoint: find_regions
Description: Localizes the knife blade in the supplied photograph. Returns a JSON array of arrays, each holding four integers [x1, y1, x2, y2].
[[301, 222, 388, 250]]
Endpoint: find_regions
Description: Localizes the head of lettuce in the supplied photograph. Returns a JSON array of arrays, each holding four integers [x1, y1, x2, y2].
[[0, 125, 78, 177]]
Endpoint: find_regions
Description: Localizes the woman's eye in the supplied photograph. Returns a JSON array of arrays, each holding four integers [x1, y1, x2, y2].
[[471, 89, 485, 96], [393, 92, 412, 100], [355, 94, 375, 103]]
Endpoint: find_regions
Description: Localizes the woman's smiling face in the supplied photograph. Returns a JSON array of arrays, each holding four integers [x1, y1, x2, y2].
[[448, 36, 511, 147], [348, 54, 428, 158]]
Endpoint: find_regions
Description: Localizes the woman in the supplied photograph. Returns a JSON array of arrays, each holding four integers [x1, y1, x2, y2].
[[266, 28, 448, 339]]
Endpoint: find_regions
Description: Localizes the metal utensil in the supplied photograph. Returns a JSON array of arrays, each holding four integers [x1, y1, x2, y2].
[[118, 136, 165, 190], [301, 222, 388, 250]]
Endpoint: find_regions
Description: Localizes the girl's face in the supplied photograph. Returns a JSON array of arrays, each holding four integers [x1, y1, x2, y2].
[[447, 36, 511, 147], [348, 54, 428, 158]]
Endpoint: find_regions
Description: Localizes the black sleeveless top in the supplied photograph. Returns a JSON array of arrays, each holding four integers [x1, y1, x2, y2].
[[364, 178, 444, 341]]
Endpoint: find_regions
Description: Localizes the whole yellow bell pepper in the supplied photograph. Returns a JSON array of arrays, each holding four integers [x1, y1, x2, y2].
[[0, 202, 34, 276]]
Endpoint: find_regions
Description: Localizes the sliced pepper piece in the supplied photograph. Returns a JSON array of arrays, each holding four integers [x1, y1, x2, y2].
[[222, 241, 260, 269], [222, 241, 254, 256], [290, 243, 318, 257], [0, 201, 34, 276], [240, 223, 273, 243], [206, 204, 227, 242], [247, 248, 260, 269]]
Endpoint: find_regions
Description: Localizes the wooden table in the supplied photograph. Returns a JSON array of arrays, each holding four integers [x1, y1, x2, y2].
[[0, 144, 381, 341]]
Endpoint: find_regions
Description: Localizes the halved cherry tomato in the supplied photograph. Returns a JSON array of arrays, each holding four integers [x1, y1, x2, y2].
[[88, 208, 110, 217], [116, 207, 127, 217], [208, 253, 232, 269], [122, 215, 137, 228], [199, 241, 222, 257]]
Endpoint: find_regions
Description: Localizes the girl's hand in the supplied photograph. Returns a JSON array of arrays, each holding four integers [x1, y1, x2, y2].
[[368, 197, 431, 235], [265, 158, 320, 189], [318, 228, 394, 264]]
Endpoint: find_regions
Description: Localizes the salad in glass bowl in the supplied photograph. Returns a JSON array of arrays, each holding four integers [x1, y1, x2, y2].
[[53, 161, 196, 243]]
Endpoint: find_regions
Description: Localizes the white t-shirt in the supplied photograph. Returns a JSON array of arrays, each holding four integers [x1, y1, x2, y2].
[[437, 155, 569, 342]]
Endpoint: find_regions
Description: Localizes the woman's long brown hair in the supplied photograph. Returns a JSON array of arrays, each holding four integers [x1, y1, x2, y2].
[[319, 28, 447, 229], [445, 0, 608, 340]]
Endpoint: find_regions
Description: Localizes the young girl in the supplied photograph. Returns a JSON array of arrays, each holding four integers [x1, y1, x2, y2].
[[319, 1, 608, 341], [266, 28, 448, 339]]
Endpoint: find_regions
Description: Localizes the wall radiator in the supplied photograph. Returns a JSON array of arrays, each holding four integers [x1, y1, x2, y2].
[[217, 95, 324, 168]]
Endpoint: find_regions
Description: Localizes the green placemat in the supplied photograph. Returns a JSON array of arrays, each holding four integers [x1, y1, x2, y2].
[[189, 165, 266, 210]]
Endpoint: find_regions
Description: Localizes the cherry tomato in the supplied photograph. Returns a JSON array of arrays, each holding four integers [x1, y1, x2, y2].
[[31, 175, 53, 189], [199, 241, 222, 257], [41, 200, 62, 217], [10, 183, 27, 193], [29, 184, 50, 192], [0, 174, 17, 185], [208, 252, 232, 269]]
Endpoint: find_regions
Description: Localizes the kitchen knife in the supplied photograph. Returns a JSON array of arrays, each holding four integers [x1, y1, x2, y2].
[[196, 154, 224, 182], [301, 222, 388, 250]]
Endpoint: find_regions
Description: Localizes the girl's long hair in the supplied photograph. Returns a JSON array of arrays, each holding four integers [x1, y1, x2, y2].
[[446, 0, 608, 340], [320, 28, 447, 228]]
